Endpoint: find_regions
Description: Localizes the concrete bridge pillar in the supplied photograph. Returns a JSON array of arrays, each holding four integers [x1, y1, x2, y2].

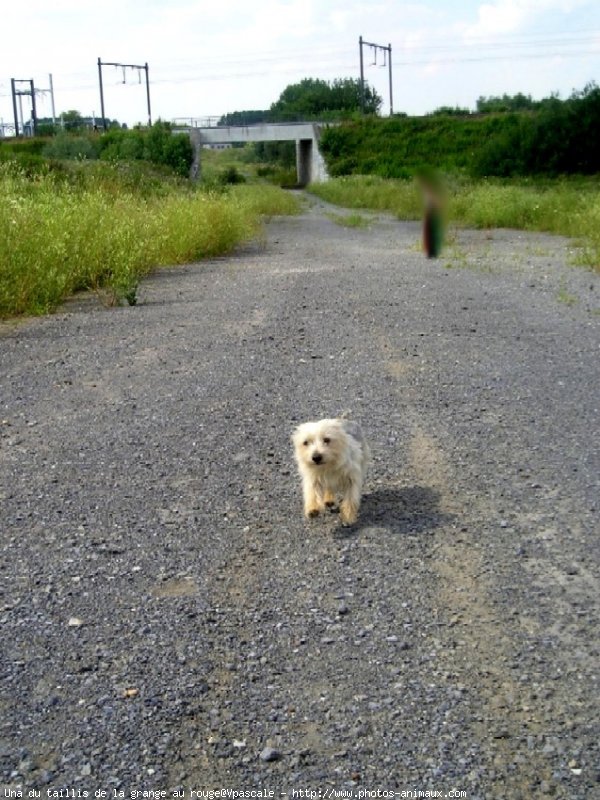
[[296, 135, 328, 186], [296, 139, 311, 186]]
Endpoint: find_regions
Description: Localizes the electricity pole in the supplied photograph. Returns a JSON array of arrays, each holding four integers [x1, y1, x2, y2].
[[11, 78, 37, 136], [359, 37, 393, 116], [34, 75, 57, 127], [97, 57, 152, 130], [49, 74, 56, 126]]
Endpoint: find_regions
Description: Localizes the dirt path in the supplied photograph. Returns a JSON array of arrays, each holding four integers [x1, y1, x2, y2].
[[1, 197, 599, 797]]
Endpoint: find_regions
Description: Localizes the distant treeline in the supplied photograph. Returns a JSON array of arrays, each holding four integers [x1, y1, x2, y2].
[[319, 83, 600, 178]]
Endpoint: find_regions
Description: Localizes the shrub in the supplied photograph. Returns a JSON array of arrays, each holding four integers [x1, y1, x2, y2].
[[218, 166, 246, 185], [43, 133, 100, 161]]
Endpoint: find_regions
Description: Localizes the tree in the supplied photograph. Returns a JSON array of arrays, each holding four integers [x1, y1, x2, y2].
[[218, 110, 270, 126], [270, 77, 382, 120], [476, 93, 539, 113], [60, 110, 86, 131]]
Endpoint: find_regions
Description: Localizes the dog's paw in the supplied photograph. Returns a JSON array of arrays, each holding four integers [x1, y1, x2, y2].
[[325, 500, 339, 513], [339, 500, 358, 526], [306, 508, 321, 519]]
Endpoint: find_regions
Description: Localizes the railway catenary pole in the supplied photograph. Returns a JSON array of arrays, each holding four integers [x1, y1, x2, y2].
[[359, 37, 393, 116], [97, 57, 152, 129]]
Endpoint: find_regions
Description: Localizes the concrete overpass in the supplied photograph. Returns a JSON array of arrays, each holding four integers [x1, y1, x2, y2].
[[182, 122, 330, 186]]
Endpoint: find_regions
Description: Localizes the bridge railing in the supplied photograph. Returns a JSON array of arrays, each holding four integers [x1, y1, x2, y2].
[[171, 117, 223, 129], [171, 114, 333, 130]]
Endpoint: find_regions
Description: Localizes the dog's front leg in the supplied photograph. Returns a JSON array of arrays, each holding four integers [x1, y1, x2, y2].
[[303, 476, 322, 518], [339, 481, 362, 525], [322, 487, 337, 510]]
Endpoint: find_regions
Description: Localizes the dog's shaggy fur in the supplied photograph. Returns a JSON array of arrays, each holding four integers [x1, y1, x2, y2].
[[292, 418, 369, 525]]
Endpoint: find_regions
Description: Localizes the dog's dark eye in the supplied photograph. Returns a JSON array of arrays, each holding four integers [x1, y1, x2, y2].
[[323, 437, 331, 445], [303, 440, 309, 447]]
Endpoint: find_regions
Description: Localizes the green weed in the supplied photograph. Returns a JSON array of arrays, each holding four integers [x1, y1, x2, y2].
[[326, 211, 371, 228], [0, 162, 299, 317], [557, 282, 578, 306]]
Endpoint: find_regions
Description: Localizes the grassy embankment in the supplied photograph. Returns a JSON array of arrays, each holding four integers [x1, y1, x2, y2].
[[0, 160, 299, 318], [309, 175, 600, 271], [309, 106, 600, 270]]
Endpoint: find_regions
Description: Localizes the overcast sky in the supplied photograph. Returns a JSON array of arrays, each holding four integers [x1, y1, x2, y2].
[[1, 0, 599, 130]]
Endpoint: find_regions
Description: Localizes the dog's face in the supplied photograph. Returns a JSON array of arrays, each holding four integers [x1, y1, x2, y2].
[[292, 419, 347, 470]]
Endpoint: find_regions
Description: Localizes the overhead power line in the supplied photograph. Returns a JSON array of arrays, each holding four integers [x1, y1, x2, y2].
[[2, 30, 598, 109], [97, 58, 151, 128], [397, 47, 600, 67]]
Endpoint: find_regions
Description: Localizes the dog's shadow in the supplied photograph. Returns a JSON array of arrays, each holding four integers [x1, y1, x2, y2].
[[339, 485, 453, 538]]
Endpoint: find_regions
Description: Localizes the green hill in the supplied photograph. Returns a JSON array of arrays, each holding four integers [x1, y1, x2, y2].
[[319, 83, 600, 179]]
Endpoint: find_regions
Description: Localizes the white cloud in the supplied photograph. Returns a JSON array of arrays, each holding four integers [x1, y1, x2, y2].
[[469, 0, 528, 36], [464, 0, 589, 39]]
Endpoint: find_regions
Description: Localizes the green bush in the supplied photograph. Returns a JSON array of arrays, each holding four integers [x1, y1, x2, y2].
[[95, 122, 194, 177], [43, 133, 100, 161], [99, 128, 146, 162], [218, 166, 246, 185], [0, 122, 194, 179]]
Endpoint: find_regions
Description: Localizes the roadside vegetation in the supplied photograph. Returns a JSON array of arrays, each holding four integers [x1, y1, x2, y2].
[[0, 156, 298, 318], [2, 80, 600, 319], [0, 116, 309, 318], [310, 83, 600, 271], [308, 175, 600, 270]]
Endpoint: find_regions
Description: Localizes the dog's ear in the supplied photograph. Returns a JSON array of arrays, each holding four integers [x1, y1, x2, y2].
[[291, 424, 304, 443]]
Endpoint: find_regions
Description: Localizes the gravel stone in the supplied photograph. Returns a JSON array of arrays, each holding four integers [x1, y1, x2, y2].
[[0, 196, 598, 797], [259, 747, 282, 763]]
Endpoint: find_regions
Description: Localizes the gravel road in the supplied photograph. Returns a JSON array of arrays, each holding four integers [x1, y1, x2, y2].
[[1, 195, 599, 799]]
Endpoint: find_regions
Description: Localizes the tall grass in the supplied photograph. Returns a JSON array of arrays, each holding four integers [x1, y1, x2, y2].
[[0, 162, 299, 317], [310, 175, 423, 218], [309, 175, 600, 270]]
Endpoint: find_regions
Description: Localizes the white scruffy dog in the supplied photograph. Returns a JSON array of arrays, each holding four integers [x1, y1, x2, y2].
[[292, 417, 370, 525]]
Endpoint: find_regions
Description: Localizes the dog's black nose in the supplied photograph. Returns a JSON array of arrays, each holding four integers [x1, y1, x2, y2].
[[312, 453, 323, 464]]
